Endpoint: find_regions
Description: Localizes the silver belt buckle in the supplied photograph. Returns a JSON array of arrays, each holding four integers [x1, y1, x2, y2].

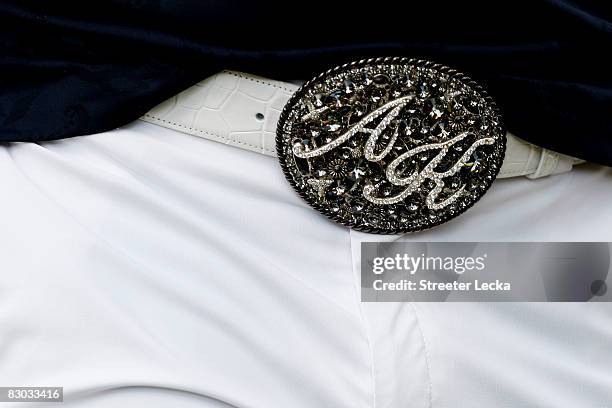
[[276, 57, 506, 234]]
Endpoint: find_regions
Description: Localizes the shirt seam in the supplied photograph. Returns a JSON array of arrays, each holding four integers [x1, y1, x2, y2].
[[407, 303, 433, 408]]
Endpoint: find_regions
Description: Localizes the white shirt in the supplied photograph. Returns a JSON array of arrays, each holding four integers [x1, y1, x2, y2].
[[0, 120, 611, 407]]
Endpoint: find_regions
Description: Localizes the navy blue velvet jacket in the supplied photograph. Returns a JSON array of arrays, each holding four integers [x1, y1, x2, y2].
[[1, 1, 611, 165]]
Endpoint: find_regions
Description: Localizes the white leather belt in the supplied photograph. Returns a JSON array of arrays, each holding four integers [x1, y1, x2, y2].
[[141, 70, 583, 180]]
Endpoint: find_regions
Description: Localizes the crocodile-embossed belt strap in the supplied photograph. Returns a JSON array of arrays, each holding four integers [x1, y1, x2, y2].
[[141, 70, 583, 179]]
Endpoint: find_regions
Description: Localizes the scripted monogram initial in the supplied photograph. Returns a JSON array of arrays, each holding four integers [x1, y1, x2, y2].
[[293, 96, 496, 210]]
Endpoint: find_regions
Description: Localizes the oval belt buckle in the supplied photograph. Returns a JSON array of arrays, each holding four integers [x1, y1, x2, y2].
[[276, 57, 506, 234]]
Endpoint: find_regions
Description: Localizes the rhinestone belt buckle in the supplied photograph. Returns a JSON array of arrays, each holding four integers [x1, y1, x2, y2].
[[276, 57, 506, 234]]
